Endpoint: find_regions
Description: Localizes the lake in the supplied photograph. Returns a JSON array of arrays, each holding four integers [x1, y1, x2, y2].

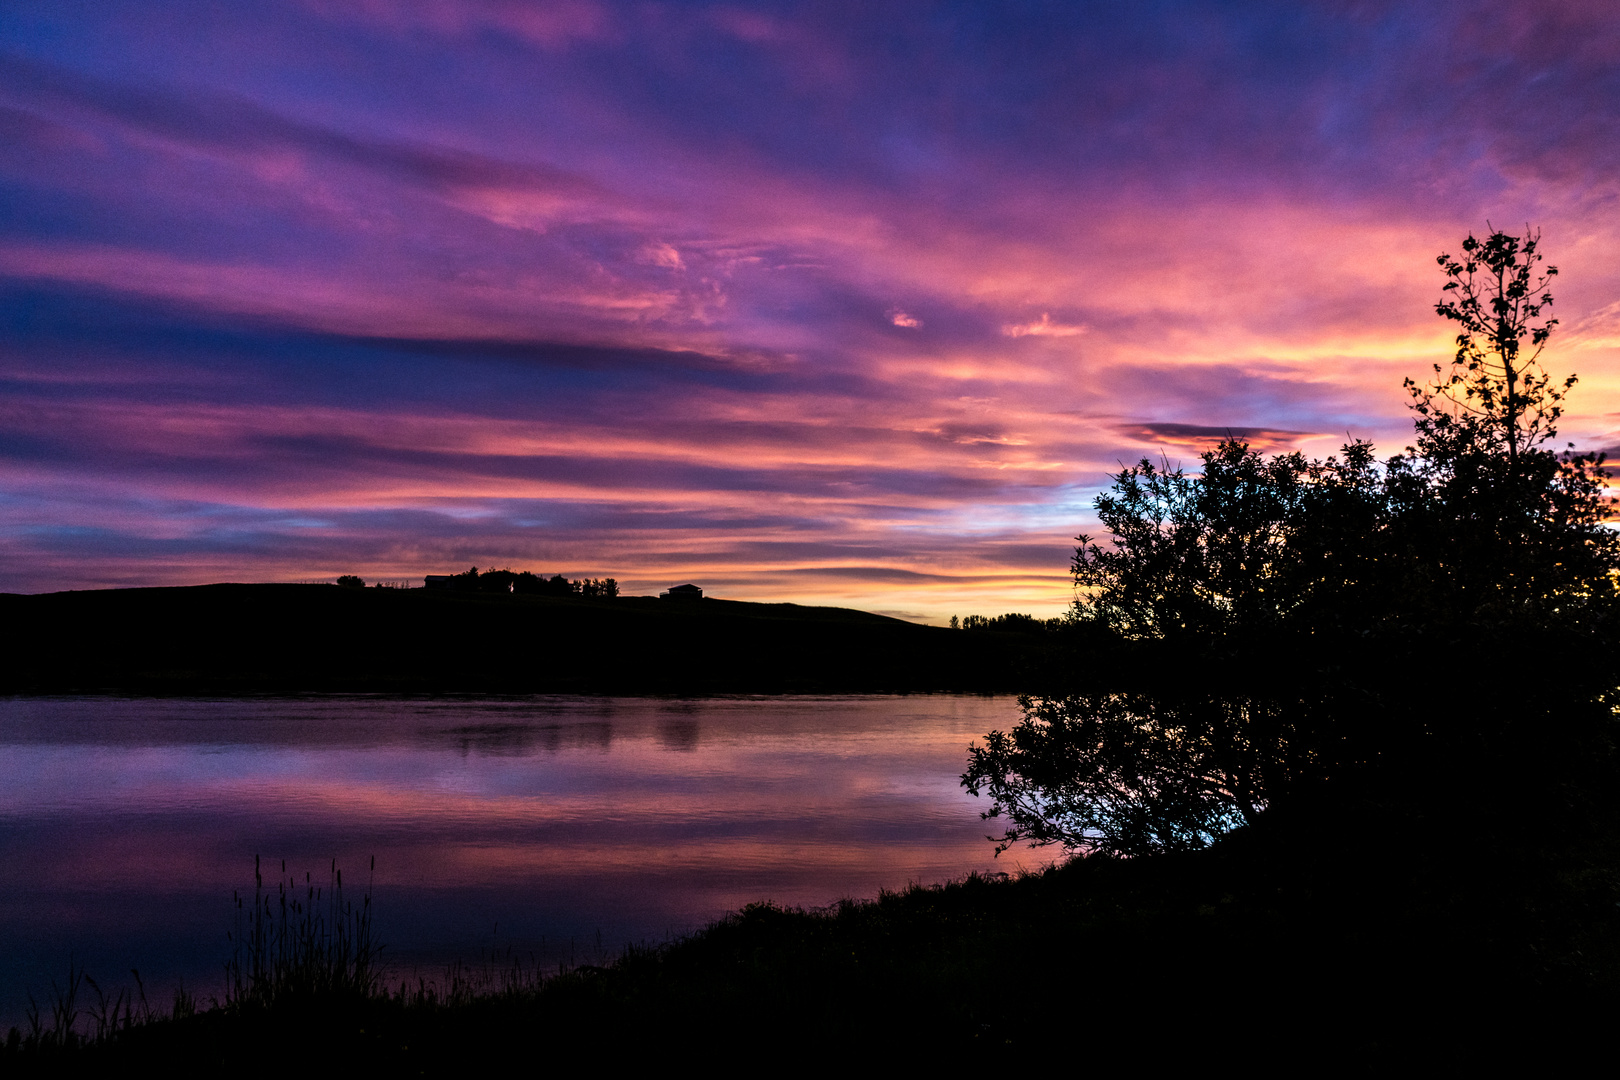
[[0, 694, 1048, 1025]]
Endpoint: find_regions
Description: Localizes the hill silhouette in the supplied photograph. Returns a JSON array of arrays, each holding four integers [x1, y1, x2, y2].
[[0, 584, 1052, 694]]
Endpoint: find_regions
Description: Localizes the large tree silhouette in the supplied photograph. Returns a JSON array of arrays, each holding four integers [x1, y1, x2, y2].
[[964, 228, 1619, 857]]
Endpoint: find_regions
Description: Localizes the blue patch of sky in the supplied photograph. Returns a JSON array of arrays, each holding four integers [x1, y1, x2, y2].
[[0, 285, 771, 414]]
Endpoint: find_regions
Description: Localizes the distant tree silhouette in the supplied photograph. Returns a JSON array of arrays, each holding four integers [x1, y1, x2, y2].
[[336, 575, 365, 589], [964, 227, 1619, 857], [442, 567, 620, 598], [960, 613, 1052, 634], [576, 577, 620, 598]]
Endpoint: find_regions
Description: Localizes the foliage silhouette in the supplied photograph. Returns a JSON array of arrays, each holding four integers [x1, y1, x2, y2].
[[959, 613, 1054, 633], [965, 227, 1620, 857], [448, 566, 620, 597], [1422, 225, 1563, 463]]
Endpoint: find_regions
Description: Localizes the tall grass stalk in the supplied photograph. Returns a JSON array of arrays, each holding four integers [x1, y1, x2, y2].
[[226, 854, 383, 1007]]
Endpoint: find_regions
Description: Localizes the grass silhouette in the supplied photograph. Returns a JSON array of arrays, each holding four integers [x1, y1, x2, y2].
[[6, 830, 1619, 1069], [225, 856, 383, 1008]]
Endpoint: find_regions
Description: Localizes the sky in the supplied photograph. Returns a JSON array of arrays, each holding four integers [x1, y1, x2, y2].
[[2, 0, 1619, 621]]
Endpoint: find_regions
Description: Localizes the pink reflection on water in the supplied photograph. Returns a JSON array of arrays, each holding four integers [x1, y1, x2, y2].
[[0, 695, 1055, 1022]]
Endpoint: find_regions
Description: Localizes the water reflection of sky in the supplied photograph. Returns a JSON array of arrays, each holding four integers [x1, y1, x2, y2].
[[0, 695, 1050, 1025]]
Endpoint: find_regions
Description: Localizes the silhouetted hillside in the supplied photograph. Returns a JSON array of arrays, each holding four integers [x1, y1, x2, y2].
[[0, 584, 1054, 694]]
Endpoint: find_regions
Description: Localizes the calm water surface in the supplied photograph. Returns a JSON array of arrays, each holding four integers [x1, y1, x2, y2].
[[0, 694, 1045, 1022]]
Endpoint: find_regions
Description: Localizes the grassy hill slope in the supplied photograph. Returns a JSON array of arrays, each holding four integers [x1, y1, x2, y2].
[[0, 584, 1052, 694]]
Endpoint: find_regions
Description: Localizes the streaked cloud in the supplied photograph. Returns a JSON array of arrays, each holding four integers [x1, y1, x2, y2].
[[1114, 423, 1323, 456]]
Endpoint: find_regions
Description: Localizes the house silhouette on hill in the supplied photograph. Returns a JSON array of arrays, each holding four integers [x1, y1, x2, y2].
[[660, 584, 703, 601]]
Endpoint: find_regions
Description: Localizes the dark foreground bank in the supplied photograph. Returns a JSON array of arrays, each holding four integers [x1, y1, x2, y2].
[[8, 811, 1619, 1071], [0, 584, 1055, 694]]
